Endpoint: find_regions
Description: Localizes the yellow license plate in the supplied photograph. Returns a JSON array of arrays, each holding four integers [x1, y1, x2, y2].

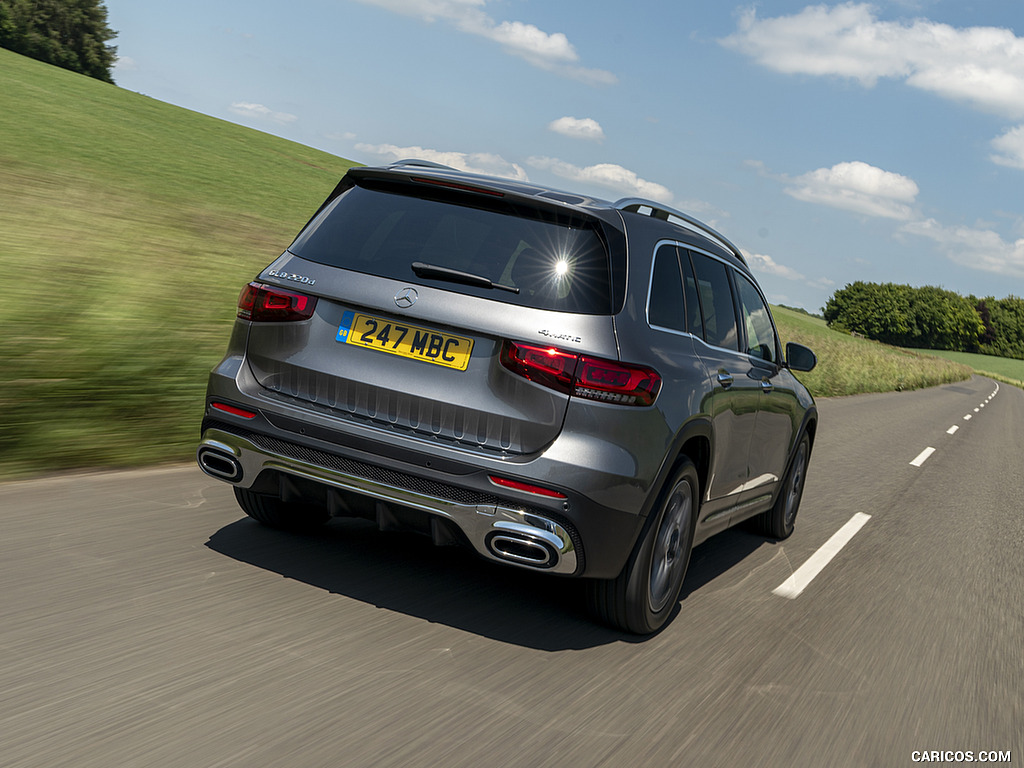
[[336, 310, 474, 370]]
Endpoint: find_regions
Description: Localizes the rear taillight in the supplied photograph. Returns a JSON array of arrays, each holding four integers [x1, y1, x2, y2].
[[500, 341, 661, 407], [499, 341, 578, 394], [237, 282, 317, 322]]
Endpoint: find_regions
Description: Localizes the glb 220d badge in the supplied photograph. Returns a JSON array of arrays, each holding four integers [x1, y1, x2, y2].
[[267, 270, 317, 286]]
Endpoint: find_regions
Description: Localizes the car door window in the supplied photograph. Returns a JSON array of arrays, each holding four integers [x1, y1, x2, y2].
[[734, 273, 778, 364], [647, 245, 686, 332], [688, 250, 739, 351]]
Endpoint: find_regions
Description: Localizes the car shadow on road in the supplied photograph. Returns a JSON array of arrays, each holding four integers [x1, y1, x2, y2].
[[205, 516, 767, 651]]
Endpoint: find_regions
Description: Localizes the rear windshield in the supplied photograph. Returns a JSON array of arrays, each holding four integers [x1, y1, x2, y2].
[[288, 183, 613, 314]]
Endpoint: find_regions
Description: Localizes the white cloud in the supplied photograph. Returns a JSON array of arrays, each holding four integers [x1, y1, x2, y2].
[[745, 251, 805, 281], [355, 143, 529, 180], [901, 218, 1024, 278], [786, 161, 919, 220], [527, 157, 673, 203], [722, 3, 1024, 119], [229, 102, 297, 125], [548, 116, 605, 142], [352, 0, 616, 85], [991, 124, 1024, 170], [113, 56, 136, 72], [745, 251, 834, 293]]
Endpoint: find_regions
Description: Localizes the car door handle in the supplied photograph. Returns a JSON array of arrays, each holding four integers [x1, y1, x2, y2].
[[717, 372, 734, 389], [761, 379, 774, 393]]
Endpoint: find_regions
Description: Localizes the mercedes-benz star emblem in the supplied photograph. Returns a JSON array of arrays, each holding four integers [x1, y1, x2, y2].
[[394, 287, 418, 308]]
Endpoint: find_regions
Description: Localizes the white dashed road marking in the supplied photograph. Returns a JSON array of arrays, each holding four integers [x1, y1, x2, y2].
[[910, 447, 936, 467], [776, 382, 999, 600], [773, 513, 872, 599]]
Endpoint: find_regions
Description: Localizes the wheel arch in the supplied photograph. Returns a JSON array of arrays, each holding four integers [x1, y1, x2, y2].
[[642, 417, 712, 519], [773, 407, 818, 509]]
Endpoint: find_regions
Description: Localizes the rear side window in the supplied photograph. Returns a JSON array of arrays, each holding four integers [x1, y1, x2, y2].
[[289, 184, 613, 314], [647, 245, 686, 332], [688, 250, 739, 351]]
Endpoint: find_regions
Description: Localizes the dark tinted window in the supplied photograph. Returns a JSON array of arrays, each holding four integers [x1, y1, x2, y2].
[[735, 273, 778, 364], [647, 245, 685, 331], [680, 250, 703, 339], [689, 251, 739, 351], [289, 184, 613, 314]]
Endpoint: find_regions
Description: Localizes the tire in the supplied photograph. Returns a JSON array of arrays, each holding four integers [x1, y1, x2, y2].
[[755, 433, 810, 540], [233, 487, 330, 532], [587, 460, 698, 635]]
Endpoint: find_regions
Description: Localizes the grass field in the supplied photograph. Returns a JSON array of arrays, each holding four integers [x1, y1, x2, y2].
[[770, 307, 972, 397], [917, 348, 1024, 387], [0, 49, 356, 477], [0, 49, 979, 478]]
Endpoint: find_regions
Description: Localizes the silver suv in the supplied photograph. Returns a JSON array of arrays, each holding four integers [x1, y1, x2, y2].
[[197, 160, 818, 634]]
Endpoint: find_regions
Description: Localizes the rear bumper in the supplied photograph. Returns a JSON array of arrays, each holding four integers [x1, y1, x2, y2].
[[199, 350, 656, 577], [199, 421, 586, 575]]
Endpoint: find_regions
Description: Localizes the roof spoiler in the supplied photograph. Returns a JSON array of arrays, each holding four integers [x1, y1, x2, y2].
[[386, 158, 459, 172]]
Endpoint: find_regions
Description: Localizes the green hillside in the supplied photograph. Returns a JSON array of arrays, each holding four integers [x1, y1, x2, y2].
[[0, 49, 356, 476], [0, 48, 974, 478], [916, 348, 1024, 388], [771, 307, 971, 396]]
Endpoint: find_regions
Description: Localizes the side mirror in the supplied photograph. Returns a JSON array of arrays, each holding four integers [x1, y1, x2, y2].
[[786, 342, 817, 372]]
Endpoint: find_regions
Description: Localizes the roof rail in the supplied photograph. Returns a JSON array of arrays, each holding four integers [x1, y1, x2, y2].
[[388, 158, 460, 172], [613, 198, 746, 267]]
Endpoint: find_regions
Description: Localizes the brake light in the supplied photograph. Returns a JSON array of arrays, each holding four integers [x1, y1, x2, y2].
[[499, 341, 661, 407], [575, 357, 661, 406], [411, 176, 505, 197], [237, 282, 317, 322], [499, 341, 578, 394]]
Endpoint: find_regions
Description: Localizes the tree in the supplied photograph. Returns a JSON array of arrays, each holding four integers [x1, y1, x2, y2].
[[975, 298, 997, 348], [823, 281, 913, 345], [905, 286, 984, 351], [980, 296, 1024, 360], [824, 282, 985, 352], [0, 0, 117, 83]]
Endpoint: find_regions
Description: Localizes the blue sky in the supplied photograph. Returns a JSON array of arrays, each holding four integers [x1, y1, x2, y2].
[[106, 0, 1024, 312]]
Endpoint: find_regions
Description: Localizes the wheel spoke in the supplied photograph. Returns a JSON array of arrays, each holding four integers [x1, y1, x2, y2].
[[648, 483, 693, 612]]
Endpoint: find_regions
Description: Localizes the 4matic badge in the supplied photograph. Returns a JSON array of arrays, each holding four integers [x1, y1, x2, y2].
[[538, 329, 582, 344]]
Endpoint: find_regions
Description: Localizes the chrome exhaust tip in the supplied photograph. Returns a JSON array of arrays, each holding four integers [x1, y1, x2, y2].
[[486, 531, 558, 569], [197, 447, 244, 482]]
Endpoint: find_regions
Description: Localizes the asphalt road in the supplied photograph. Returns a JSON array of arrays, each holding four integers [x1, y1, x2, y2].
[[1, 375, 1021, 768]]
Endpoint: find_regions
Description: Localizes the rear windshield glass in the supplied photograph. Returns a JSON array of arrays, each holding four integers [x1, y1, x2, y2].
[[288, 183, 613, 314]]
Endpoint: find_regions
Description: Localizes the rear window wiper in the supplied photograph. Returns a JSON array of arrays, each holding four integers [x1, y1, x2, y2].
[[411, 261, 520, 294]]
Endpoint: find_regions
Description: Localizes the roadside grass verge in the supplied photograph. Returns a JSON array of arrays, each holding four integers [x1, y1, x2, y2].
[[771, 307, 973, 397]]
